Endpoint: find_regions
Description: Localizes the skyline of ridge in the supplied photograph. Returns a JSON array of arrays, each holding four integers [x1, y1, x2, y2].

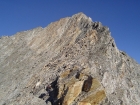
[[0, 0, 140, 63]]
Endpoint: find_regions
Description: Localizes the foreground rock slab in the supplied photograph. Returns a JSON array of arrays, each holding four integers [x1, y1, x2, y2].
[[0, 13, 140, 105]]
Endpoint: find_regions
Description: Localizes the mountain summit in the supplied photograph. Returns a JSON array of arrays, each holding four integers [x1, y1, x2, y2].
[[0, 13, 140, 105]]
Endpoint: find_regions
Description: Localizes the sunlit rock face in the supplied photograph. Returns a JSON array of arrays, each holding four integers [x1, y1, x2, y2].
[[0, 13, 140, 105]]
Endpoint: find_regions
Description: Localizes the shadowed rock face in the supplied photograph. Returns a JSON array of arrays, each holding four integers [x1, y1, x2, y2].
[[82, 76, 93, 92], [0, 13, 140, 105]]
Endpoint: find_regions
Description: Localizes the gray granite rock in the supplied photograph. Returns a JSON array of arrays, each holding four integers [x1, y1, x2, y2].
[[0, 13, 140, 105]]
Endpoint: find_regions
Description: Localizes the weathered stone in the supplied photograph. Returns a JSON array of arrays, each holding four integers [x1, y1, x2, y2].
[[82, 90, 106, 105], [90, 78, 101, 92], [63, 81, 84, 105], [82, 76, 93, 92], [60, 70, 70, 79], [78, 102, 91, 105], [0, 12, 140, 105]]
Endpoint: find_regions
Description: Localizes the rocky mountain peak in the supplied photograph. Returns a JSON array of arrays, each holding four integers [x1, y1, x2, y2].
[[0, 13, 140, 105]]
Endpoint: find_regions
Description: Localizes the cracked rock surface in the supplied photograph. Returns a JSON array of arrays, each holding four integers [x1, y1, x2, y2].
[[0, 13, 140, 105]]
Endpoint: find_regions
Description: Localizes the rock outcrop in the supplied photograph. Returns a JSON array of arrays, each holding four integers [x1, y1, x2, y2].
[[0, 13, 140, 105]]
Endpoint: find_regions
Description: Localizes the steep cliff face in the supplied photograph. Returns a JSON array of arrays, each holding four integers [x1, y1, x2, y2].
[[0, 13, 140, 105]]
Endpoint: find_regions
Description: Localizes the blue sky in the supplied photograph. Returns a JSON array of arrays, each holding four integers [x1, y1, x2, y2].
[[0, 0, 140, 63]]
